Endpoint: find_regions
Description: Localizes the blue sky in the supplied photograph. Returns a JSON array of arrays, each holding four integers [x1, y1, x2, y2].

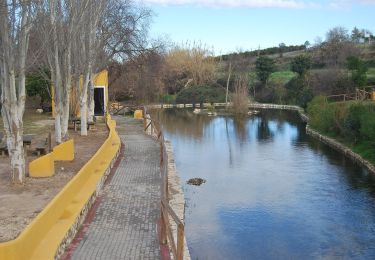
[[138, 0, 375, 54]]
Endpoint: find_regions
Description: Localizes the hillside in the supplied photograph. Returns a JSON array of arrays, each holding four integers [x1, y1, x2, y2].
[[216, 42, 375, 106]]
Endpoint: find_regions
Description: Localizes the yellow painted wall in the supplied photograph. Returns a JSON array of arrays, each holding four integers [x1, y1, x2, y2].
[[53, 139, 74, 161], [29, 153, 55, 178], [0, 119, 120, 259], [28, 139, 74, 178], [52, 70, 109, 118], [134, 110, 143, 119]]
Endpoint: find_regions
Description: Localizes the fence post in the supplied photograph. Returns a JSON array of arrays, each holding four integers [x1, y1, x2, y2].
[[177, 224, 184, 260], [143, 107, 147, 130], [160, 207, 167, 244]]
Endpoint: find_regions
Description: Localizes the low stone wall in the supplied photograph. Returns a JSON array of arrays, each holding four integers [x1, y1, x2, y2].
[[306, 126, 375, 174], [164, 141, 191, 260], [148, 102, 310, 123], [248, 103, 309, 122], [144, 112, 191, 260]]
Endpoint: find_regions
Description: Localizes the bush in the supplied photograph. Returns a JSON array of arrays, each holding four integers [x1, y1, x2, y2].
[[285, 77, 314, 108], [344, 103, 365, 142], [299, 88, 314, 109], [307, 96, 336, 134], [343, 103, 375, 143], [175, 85, 226, 104], [360, 108, 375, 142], [365, 59, 375, 68], [308, 98, 375, 142], [307, 99, 375, 163], [160, 94, 175, 104]]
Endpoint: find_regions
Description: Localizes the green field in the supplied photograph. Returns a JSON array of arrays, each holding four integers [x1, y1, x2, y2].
[[269, 71, 297, 85]]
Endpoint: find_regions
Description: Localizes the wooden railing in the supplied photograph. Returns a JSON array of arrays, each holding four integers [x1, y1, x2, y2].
[[143, 107, 185, 260], [327, 89, 373, 102]]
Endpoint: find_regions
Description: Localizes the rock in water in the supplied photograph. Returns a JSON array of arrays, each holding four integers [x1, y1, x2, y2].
[[187, 178, 206, 186]]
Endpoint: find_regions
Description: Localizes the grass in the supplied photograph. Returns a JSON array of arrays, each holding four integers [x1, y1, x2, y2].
[[269, 71, 296, 85], [311, 127, 375, 165], [352, 142, 375, 165], [0, 110, 53, 135], [367, 67, 375, 83]]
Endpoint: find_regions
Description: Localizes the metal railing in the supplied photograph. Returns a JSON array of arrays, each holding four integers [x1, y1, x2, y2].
[[143, 107, 185, 260]]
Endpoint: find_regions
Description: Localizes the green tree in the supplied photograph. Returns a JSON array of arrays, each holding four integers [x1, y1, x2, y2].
[[347, 56, 368, 88], [351, 27, 363, 43], [278, 43, 286, 58], [291, 55, 312, 76], [255, 56, 275, 86], [26, 71, 51, 106], [304, 40, 311, 49]]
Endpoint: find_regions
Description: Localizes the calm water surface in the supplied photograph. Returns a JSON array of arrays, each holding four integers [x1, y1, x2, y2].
[[153, 109, 375, 260]]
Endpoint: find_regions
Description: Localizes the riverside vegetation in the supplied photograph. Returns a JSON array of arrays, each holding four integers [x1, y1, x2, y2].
[[112, 26, 375, 112], [307, 96, 375, 164]]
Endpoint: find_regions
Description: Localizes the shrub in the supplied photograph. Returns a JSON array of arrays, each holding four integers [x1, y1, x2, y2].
[[344, 103, 365, 142], [232, 77, 249, 115], [160, 94, 175, 104], [285, 77, 314, 108], [291, 55, 312, 76], [307, 96, 335, 134], [307, 96, 344, 135], [358, 104, 375, 142], [308, 99, 375, 163]]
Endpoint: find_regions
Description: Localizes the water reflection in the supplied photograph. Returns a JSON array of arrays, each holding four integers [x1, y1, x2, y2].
[[152, 109, 214, 141], [155, 109, 375, 260]]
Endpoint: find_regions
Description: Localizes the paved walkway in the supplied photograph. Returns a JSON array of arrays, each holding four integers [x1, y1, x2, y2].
[[71, 117, 161, 260]]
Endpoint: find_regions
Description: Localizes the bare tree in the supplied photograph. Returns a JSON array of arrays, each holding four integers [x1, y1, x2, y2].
[[225, 62, 232, 107], [78, 0, 106, 136], [0, 0, 35, 183], [232, 76, 249, 115], [320, 26, 359, 67], [164, 44, 217, 92]]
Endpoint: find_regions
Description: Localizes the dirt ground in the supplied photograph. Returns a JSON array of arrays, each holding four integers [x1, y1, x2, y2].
[[0, 114, 108, 242]]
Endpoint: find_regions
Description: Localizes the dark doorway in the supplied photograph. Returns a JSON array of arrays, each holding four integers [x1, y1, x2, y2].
[[94, 88, 105, 115]]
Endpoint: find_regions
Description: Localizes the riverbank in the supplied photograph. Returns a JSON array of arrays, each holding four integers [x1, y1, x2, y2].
[[306, 126, 375, 174], [252, 102, 375, 175], [144, 111, 191, 260], [150, 101, 375, 176], [154, 107, 375, 259]]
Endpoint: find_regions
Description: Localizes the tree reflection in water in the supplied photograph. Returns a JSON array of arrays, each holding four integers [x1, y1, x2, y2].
[[154, 108, 375, 260]]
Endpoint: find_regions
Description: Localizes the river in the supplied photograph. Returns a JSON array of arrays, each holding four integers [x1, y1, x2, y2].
[[153, 108, 375, 260]]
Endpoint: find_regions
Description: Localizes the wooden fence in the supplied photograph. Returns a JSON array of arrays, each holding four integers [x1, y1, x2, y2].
[[143, 107, 186, 260]]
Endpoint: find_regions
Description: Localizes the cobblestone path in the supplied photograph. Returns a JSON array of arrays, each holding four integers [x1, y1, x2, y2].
[[71, 117, 161, 260]]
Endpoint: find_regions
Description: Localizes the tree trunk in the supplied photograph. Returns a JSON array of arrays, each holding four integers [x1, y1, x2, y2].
[[88, 72, 95, 122], [1, 72, 26, 183], [0, 1, 30, 183], [54, 101, 63, 143], [225, 62, 232, 108], [61, 46, 72, 139], [61, 94, 70, 139], [80, 72, 90, 136], [9, 130, 25, 183]]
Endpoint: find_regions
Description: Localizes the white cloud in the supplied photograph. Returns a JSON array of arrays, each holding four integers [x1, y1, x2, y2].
[[140, 0, 319, 9], [327, 0, 375, 9]]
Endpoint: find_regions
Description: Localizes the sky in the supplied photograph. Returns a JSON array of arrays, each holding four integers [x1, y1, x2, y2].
[[137, 0, 375, 54]]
